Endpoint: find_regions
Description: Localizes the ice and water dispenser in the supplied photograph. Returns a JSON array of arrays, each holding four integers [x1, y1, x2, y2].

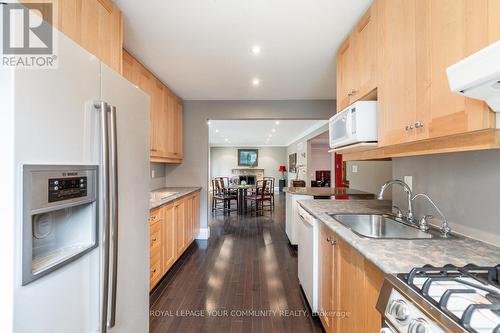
[[22, 165, 98, 285]]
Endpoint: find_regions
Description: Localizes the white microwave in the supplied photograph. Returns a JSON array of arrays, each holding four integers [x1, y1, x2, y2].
[[329, 101, 378, 149]]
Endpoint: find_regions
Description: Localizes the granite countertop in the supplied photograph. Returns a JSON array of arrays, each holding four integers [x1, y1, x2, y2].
[[284, 187, 374, 198], [297, 199, 500, 274], [150, 187, 201, 209]]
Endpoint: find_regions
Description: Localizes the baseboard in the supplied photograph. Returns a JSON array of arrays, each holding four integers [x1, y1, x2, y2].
[[196, 227, 210, 240]]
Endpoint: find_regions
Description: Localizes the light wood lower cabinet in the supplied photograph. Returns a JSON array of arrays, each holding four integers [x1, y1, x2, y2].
[[149, 191, 200, 290], [319, 223, 385, 333]]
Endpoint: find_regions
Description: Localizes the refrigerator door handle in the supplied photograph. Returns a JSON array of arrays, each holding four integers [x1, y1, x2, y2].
[[108, 105, 119, 328], [95, 101, 111, 333]]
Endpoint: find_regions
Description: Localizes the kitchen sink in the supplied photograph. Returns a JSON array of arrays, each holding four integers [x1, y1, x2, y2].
[[328, 214, 436, 239]]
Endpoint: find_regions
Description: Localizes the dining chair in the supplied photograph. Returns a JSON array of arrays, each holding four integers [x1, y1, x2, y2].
[[245, 179, 272, 215], [212, 178, 238, 215], [263, 177, 275, 209]]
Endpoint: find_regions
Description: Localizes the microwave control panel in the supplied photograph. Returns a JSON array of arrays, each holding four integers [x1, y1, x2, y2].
[[48, 176, 87, 202]]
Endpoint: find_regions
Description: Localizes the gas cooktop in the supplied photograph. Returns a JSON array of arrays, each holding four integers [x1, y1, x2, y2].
[[377, 264, 500, 333]]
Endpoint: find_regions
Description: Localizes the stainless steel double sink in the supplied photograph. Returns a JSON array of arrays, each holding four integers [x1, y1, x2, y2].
[[328, 214, 438, 239]]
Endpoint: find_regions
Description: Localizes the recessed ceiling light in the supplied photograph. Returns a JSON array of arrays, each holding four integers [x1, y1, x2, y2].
[[268, 134, 272, 137], [272, 128, 276, 132], [275, 121, 280, 125], [207, 121, 211, 125], [252, 78, 260, 87], [225, 138, 228, 142], [251, 45, 261, 55], [215, 129, 219, 133]]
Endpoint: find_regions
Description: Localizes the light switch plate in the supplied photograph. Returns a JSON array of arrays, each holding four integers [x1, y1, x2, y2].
[[352, 165, 358, 173], [404, 176, 413, 191], [151, 169, 156, 178]]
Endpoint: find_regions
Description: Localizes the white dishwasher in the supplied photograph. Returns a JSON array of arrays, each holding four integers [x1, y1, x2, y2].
[[297, 205, 319, 313]]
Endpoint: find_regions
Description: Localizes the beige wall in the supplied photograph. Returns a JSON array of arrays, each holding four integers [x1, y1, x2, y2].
[[346, 161, 392, 199], [163, 100, 335, 231], [392, 150, 500, 245], [310, 144, 332, 181], [210, 146, 287, 182]]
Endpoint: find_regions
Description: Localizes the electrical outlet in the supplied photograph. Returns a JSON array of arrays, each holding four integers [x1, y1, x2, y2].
[[352, 165, 358, 173], [151, 169, 156, 178], [404, 176, 413, 191]]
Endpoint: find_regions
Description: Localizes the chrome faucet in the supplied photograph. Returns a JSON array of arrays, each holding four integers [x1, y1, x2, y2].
[[412, 193, 451, 238], [378, 179, 415, 224]]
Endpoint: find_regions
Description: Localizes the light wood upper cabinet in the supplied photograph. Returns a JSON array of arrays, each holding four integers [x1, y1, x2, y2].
[[377, 0, 420, 146], [42, 0, 123, 73], [415, 0, 495, 139], [336, 38, 355, 111], [336, 3, 378, 112], [122, 50, 184, 163], [338, 0, 500, 159]]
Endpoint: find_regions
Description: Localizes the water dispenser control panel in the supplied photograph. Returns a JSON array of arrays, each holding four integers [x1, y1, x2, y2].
[[48, 176, 87, 202]]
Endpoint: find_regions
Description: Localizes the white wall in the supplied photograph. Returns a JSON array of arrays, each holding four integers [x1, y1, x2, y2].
[[346, 161, 393, 199], [210, 146, 287, 181], [392, 150, 500, 245], [163, 100, 335, 232]]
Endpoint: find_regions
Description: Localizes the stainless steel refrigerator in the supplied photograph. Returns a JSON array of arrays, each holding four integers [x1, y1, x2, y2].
[[1, 25, 150, 333]]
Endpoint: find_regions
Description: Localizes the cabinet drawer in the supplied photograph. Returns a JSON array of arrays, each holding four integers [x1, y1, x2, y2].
[[150, 220, 161, 250], [150, 254, 162, 288], [149, 208, 162, 224]]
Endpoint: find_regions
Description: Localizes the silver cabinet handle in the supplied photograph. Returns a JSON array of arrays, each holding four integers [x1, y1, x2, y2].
[[405, 124, 414, 131], [108, 105, 119, 328], [326, 236, 337, 245], [95, 101, 110, 333], [415, 121, 424, 128]]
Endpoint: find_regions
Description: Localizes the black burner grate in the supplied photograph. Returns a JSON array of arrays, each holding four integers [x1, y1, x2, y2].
[[398, 264, 500, 333]]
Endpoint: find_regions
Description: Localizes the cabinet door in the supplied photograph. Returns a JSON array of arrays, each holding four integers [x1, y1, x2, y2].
[[377, 0, 418, 146], [149, 215, 163, 290], [184, 195, 193, 247], [319, 224, 335, 333], [150, 80, 167, 157], [164, 91, 177, 158], [175, 199, 186, 257], [163, 203, 176, 272], [174, 98, 184, 159], [336, 38, 354, 111], [417, 0, 494, 139], [352, 3, 377, 101], [122, 50, 139, 85], [80, 0, 122, 73], [335, 238, 365, 333], [192, 192, 200, 239]]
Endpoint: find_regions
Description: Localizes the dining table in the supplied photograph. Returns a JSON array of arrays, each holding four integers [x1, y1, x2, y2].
[[228, 184, 256, 214]]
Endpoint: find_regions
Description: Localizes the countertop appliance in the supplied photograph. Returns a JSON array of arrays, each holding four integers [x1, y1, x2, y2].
[[297, 205, 319, 313], [329, 100, 378, 149], [1, 25, 150, 333], [377, 264, 500, 333]]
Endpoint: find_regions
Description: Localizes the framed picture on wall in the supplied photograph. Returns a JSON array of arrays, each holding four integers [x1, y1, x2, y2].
[[289, 153, 297, 173], [238, 149, 258, 167]]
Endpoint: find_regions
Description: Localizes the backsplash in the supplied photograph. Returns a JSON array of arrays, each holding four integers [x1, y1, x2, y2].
[[392, 150, 500, 246], [150, 162, 166, 190]]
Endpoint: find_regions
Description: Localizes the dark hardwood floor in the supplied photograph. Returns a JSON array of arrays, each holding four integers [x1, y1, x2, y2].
[[150, 193, 323, 333]]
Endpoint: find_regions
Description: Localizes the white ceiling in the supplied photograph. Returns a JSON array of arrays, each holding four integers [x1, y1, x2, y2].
[[115, 0, 372, 100], [209, 120, 327, 147]]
